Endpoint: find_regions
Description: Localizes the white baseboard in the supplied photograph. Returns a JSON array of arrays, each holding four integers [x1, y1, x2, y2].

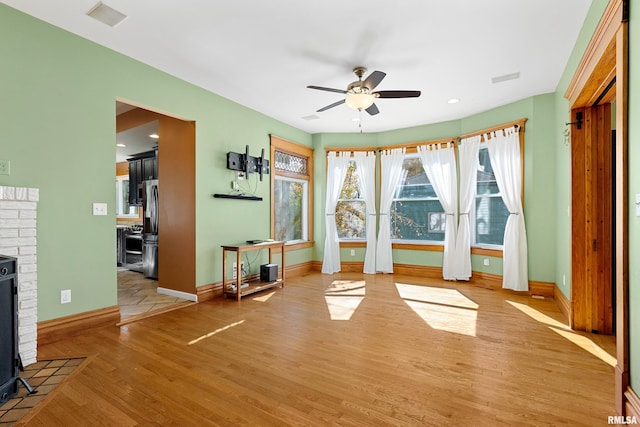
[[157, 287, 198, 302]]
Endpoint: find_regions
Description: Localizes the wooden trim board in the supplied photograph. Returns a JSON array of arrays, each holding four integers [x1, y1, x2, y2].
[[554, 285, 571, 324], [625, 386, 640, 418], [37, 306, 120, 345], [197, 261, 316, 302]]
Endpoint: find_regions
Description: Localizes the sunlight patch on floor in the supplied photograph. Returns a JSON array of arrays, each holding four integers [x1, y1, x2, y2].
[[253, 291, 276, 302], [188, 320, 245, 345], [506, 300, 616, 367], [505, 300, 569, 330], [395, 283, 478, 336], [325, 280, 365, 320]]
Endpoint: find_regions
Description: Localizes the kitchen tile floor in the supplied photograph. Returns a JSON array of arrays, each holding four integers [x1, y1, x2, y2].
[[117, 269, 189, 320]]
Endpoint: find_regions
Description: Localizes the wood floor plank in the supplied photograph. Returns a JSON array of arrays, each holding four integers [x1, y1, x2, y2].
[[29, 272, 615, 426]]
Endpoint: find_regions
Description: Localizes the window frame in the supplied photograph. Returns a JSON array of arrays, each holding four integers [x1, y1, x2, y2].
[[336, 159, 367, 242], [115, 175, 139, 218], [464, 119, 526, 257], [470, 143, 509, 251], [274, 175, 308, 243], [270, 135, 314, 250], [390, 152, 446, 246]]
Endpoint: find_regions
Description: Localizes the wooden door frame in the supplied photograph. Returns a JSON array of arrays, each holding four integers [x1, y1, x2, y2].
[[116, 103, 197, 299], [570, 104, 613, 335], [564, 0, 629, 415]]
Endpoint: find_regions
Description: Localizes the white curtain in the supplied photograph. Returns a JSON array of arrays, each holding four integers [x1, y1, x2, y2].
[[321, 152, 351, 274], [376, 148, 406, 273], [353, 151, 377, 274], [417, 142, 458, 280], [454, 135, 481, 280], [485, 127, 529, 291]]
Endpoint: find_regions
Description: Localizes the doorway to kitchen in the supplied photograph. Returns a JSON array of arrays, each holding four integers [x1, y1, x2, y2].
[[115, 100, 197, 321]]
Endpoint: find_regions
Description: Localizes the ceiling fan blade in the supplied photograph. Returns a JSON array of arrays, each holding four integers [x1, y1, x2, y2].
[[317, 99, 345, 112], [365, 103, 380, 116], [307, 85, 347, 94], [362, 71, 386, 91], [375, 90, 421, 98]]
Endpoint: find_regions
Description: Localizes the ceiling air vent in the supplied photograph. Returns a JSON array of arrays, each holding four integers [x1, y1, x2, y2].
[[491, 72, 520, 84], [86, 2, 127, 27]]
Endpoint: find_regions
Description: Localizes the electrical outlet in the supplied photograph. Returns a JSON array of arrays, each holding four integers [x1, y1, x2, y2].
[[350, 249, 356, 256], [232, 262, 245, 279], [483, 258, 490, 266], [0, 159, 10, 175], [60, 289, 71, 304], [231, 180, 239, 190], [236, 171, 245, 181]]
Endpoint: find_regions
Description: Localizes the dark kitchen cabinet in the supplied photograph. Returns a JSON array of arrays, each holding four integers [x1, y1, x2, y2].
[[142, 156, 157, 181], [128, 150, 157, 206]]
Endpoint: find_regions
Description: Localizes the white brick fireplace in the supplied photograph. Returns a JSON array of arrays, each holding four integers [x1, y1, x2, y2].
[[0, 186, 38, 365]]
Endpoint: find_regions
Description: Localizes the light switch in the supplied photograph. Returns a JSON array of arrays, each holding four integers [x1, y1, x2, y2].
[[92, 202, 108, 216], [636, 194, 640, 217]]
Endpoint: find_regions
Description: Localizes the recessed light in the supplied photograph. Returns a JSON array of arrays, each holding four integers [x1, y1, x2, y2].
[[149, 133, 159, 139], [116, 143, 126, 147], [447, 98, 460, 104]]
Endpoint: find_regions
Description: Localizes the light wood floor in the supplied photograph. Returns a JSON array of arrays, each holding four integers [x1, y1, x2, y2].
[[26, 273, 615, 426]]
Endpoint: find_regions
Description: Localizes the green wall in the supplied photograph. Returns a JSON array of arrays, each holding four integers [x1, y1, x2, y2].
[[0, 4, 310, 321]]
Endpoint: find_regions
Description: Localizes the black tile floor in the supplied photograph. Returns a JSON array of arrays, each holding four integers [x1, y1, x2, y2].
[[0, 358, 85, 426]]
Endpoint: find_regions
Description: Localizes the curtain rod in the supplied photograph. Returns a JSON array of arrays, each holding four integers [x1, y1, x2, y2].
[[458, 118, 527, 140], [324, 146, 378, 153], [377, 138, 456, 152], [323, 118, 527, 153]]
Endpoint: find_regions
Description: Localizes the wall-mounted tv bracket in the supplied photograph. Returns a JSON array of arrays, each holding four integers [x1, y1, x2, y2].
[[226, 145, 270, 181]]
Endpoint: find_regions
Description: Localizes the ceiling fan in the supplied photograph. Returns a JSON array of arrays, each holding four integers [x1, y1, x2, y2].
[[307, 67, 421, 116]]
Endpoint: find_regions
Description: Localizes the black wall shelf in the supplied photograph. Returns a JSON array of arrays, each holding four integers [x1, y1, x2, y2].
[[213, 194, 263, 201]]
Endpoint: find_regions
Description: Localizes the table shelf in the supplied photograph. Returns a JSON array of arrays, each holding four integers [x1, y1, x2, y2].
[[221, 241, 285, 301]]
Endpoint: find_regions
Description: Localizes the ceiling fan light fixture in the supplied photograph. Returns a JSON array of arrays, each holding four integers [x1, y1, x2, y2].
[[345, 92, 376, 111]]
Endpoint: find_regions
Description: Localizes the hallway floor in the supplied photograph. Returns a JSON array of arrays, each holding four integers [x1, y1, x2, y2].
[[117, 269, 188, 320]]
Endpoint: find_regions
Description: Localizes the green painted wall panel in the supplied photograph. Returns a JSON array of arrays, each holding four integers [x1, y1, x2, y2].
[[0, 4, 310, 320]]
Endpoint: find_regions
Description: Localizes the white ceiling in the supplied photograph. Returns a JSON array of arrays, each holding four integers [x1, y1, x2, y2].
[[115, 119, 158, 163], [3, 0, 592, 134]]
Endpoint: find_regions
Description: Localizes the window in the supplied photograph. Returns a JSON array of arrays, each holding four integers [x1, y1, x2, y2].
[[472, 145, 509, 247], [274, 176, 307, 241], [336, 160, 366, 240], [270, 136, 313, 246], [115, 176, 138, 217], [391, 154, 445, 243]]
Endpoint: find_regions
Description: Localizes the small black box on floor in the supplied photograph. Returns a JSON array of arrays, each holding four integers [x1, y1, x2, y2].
[[260, 264, 278, 282]]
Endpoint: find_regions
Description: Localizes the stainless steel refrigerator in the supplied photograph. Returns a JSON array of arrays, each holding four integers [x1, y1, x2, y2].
[[142, 179, 159, 279]]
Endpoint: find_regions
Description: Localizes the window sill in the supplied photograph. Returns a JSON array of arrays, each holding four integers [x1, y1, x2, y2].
[[339, 241, 367, 248], [284, 241, 314, 251], [337, 241, 503, 257], [392, 243, 444, 252], [471, 247, 503, 257]]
